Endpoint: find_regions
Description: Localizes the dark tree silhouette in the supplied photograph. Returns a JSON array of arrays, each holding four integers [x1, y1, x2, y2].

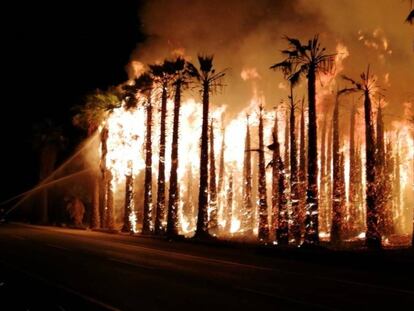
[[340, 67, 382, 249], [32, 119, 65, 224], [271, 35, 335, 245], [188, 55, 226, 239]]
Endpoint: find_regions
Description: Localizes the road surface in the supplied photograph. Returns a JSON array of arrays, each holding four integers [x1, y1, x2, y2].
[[0, 223, 413, 310]]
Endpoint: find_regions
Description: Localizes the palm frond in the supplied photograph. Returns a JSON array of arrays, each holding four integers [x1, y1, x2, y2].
[[341, 75, 362, 89], [284, 36, 307, 54], [198, 55, 214, 73], [270, 60, 291, 71], [338, 87, 359, 96]]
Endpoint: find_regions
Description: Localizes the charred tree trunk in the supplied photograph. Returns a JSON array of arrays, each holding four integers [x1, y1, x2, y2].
[[196, 81, 210, 238], [277, 157, 289, 245], [304, 64, 319, 245], [331, 95, 343, 244], [364, 89, 381, 248], [376, 105, 392, 237], [100, 126, 109, 228], [155, 82, 168, 234], [298, 102, 307, 236], [258, 106, 269, 241], [348, 103, 358, 236], [243, 119, 254, 235], [122, 170, 134, 233], [167, 80, 182, 237], [105, 170, 114, 230], [271, 112, 280, 239], [209, 119, 218, 234], [142, 93, 153, 234], [319, 113, 328, 234], [91, 175, 100, 229]]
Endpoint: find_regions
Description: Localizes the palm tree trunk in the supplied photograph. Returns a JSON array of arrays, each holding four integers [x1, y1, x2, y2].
[[142, 93, 153, 234], [258, 106, 269, 241], [319, 113, 328, 234], [99, 126, 110, 229], [209, 119, 218, 234], [277, 157, 288, 245], [348, 103, 357, 236], [196, 81, 210, 238], [271, 112, 280, 239], [91, 175, 100, 229], [155, 82, 168, 234], [105, 170, 114, 230], [364, 89, 381, 248], [167, 80, 182, 237], [304, 64, 319, 244], [299, 103, 307, 236], [331, 96, 342, 244], [122, 172, 134, 232], [326, 118, 333, 233], [243, 119, 253, 235]]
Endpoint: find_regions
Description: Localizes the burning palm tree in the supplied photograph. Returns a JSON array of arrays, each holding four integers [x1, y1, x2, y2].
[[167, 57, 194, 237], [127, 72, 154, 234], [188, 55, 226, 239], [257, 105, 269, 241], [340, 66, 382, 249], [73, 89, 120, 229], [271, 35, 335, 245], [150, 60, 175, 234]]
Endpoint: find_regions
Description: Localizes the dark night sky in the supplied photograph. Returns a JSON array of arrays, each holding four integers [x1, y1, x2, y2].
[[1, 1, 145, 202]]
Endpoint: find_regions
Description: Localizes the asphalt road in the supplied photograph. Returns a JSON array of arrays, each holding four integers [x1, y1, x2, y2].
[[0, 223, 413, 310]]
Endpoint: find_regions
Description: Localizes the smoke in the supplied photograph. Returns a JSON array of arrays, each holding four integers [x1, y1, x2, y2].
[[129, 0, 413, 123]]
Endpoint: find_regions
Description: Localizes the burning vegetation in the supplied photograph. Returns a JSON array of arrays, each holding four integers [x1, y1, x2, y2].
[[7, 1, 413, 250], [66, 29, 413, 250]]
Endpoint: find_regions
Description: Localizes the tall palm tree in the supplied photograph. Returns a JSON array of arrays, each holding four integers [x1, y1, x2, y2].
[[136, 73, 155, 234], [73, 89, 120, 229], [32, 119, 65, 224], [270, 111, 279, 239], [340, 66, 382, 249], [124, 73, 154, 233], [167, 57, 194, 237], [150, 60, 175, 234], [271, 35, 335, 245], [188, 55, 226, 239]]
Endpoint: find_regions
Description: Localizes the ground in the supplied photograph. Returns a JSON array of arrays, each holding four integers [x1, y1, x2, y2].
[[0, 223, 413, 310]]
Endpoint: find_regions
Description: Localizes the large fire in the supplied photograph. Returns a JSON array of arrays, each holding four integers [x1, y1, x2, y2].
[[91, 40, 413, 247]]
